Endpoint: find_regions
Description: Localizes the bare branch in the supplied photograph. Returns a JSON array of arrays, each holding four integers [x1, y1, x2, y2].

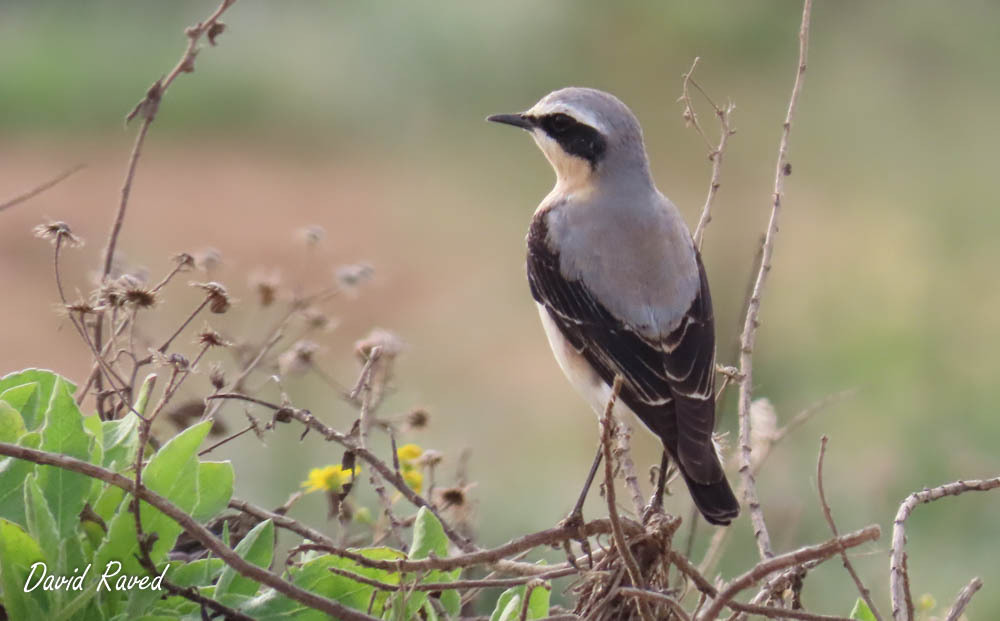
[[696, 524, 880, 621], [0, 163, 86, 213], [944, 577, 983, 621], [678, 57, 735, 250], [817, 436, 882, 621], [737, 0, 813, 561], [890, 476, 1000, 621], [599, 376, 654, 621]]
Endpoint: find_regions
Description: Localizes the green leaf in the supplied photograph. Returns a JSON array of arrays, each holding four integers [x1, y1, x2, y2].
[[244, 547, 406, 621], [191, 461, 234, 522], [440, 587, 462, 617], [0, 518, 51, 619], [168, 557, 223, 588], [24, 474, 61, 569], [92, 483, 125, 525], [0, 398, 27, 442], [0, 382, 40, 428], [0, 431, 41, 525], [100, 413, 141, 471], [50, 576, 100, 621], [215, 518, 274, 597], [410, 506, 448, 560], [0, 369, 70, 431], [850, 598, 877, 621], [142, 420, 212, 510], [37, 377, 93, 538], [490, 584, 550, 621], [95, 421, 212, 576]]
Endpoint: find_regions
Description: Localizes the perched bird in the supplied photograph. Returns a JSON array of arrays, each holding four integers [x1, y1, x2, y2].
[[488, 87, 739, 525]]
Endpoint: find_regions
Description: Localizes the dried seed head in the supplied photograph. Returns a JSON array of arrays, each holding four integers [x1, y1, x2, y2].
[[65, 298, 98, 316], [172, 252, 196, 271], [122, 280, 158, 309], [405, 408, 430, 431], [417, 449, 443, 468], [747, 398, 777, 470], [192, 281, 231, 313], [354, 328, 404, 362], [197, 327, 230, 348], [335, 262, 375, 295], [278, 340, 320, 377], [150, 350, 189, 370], [33, 221, 83, 247], [94, 281, 125, 309], [438, 487, 466, 508], [300, 307, 335, 332], [298, 225, 326, 246], [208, 362, 226, 390], [248, 269, 281, 307], [195, 247, 222, 272]]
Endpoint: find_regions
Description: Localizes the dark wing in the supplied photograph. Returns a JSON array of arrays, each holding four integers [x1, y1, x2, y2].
[[527, 213, 720, 484]]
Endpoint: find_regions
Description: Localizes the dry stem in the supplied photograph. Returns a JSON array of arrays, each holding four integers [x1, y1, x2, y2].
[[817, 436, 882, 621], [890, 476, 1000, 621], [737, 0, 813, 561]]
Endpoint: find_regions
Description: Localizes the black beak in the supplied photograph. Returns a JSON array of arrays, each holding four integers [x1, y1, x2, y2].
[[487, 113, 535, 130]]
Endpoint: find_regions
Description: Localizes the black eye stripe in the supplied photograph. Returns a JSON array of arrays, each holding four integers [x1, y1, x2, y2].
[[537, 113, 607, 168]]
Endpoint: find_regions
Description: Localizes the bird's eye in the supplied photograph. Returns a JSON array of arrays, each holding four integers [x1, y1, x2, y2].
[[546, 113, 576, 133]]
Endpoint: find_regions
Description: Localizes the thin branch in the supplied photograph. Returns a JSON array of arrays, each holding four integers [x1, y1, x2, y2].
[[228, 498, 337, 548], [618, 587, 690, 621], [944, 577, 983, 621], [696, 524, 880, 621], [101, 0, 236, 281], [323, 565, 574, 594], [615, 422, 646, 518], [0, 163, 86, 212], [284, 517, 636, 576], [890, 476, 1000, 621], [0, 441, 380, 621], [700, 387, 856, 575], [817, 436, 882, 621], [599, 376, 654, 621], [737, 0, 813, 561], [678, 57, 735, 250]]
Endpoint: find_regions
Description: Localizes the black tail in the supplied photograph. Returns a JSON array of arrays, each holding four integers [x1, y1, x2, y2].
[[679, 466, 740, 526]]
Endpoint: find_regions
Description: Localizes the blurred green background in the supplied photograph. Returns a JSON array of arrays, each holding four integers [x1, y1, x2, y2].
[[3, 0, 1000, 616]]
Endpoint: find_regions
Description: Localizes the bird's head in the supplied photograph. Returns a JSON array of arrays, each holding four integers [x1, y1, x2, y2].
[[488, 87, 651, 194]]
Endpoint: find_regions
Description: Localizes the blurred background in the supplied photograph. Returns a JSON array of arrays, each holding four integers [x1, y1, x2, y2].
[[2, 0, 1000, 616]]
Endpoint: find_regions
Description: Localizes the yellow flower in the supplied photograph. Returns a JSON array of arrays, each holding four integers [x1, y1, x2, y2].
[[301, 464, 360, 493], [402, 468, 423, 494], [397, 443, 423, 463], [916, 594, 936, 611]]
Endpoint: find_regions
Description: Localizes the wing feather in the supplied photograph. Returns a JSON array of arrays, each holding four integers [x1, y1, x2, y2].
[[527, 211, 721, 483]]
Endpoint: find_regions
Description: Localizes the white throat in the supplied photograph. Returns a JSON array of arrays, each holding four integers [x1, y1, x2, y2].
[[531, 130, 594, 196]]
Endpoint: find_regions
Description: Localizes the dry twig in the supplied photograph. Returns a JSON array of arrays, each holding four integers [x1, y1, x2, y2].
[[697, 524, 880, 621], [817, 436, 882, 621], [890, 476, 1000, 621], [678, 58, 735, 250], [943, 576, 983, 621], [0, 163, 86, 212], [737, 0, 813, 562]]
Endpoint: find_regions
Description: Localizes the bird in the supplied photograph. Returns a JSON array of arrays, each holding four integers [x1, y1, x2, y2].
[[487, 87, 740, 526]]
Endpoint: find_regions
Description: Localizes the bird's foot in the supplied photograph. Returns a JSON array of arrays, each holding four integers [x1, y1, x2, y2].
[[642, 451, 670, 525], [558, 508, 593, 569]]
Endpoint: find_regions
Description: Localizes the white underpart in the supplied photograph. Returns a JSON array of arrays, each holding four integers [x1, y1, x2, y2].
[[537, 303, 636, 424]]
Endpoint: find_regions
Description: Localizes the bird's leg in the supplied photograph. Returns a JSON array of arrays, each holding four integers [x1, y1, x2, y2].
[[559, 443, 603, 567], [643, 450, 670, 523]]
